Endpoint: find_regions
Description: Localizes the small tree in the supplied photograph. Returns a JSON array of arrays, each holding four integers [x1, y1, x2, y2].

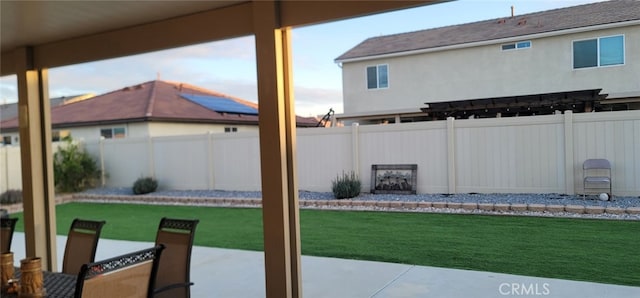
[[53, 136, 101, 193]]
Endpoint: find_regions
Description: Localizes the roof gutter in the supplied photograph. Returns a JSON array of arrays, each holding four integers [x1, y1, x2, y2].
[[1, 117, 316, 132], [335, 19, 640, 63]]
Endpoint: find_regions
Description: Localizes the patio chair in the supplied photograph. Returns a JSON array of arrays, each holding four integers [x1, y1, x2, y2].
[[1, 217, 18, 253], [153, 217, 199, 298], [583, 158, 612, 199], [62, 218, 106, 275], [74, 245, 165, 298]]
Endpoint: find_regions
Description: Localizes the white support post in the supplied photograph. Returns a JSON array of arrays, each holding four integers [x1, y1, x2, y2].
[[564, 111, 575, 195], [351, 123, 360, 178], [3, 147, 8, 192], [446, 117, 456, 194], [99, 137, 106, 186], [208, 131, 215, 190], [148, 136, 155, 179]]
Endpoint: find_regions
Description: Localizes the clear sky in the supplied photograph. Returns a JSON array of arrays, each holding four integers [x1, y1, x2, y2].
[[0, 0, 606, 117]]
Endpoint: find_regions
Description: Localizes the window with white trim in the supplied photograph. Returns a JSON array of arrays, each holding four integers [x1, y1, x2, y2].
[[52, 130, 70, 142], [100, 127, 126, 139], [501, 41, 531, 51], [573, 35, 624, 69], [224, 127, 238, 133], [366, 64, 389, 89]]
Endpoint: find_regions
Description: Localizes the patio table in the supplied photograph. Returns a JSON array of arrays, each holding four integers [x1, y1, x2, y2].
[[3, 268, 76, 298]]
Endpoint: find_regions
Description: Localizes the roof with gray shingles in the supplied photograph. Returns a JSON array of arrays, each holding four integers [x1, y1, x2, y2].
[[0, 95, 90, 121], [335, 0, 640, 62]]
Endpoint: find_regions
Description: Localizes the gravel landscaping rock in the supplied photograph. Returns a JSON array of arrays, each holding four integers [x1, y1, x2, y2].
[[79, 187, 640, 220]]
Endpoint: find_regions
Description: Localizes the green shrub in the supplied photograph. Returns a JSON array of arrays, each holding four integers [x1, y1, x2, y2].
[[0, 189, 22, 205], [331, 171, 361, 199], [53, 136, 101, 193], [133, 177, 158, 195]]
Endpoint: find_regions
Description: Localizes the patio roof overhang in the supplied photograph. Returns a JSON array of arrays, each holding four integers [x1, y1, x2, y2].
[[0, 1, 445, 297], [0, 1, 445, 76]]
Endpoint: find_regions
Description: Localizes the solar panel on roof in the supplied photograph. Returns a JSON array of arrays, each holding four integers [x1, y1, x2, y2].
[[181, 93, 258, 115]]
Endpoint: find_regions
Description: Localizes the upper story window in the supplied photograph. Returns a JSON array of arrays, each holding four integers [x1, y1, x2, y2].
[[224, 127, 238, 133], [573, 35, 624, 69], [366, 64, 388, 89], [100, 127, 126, 139], [501, 41, 531, 51]]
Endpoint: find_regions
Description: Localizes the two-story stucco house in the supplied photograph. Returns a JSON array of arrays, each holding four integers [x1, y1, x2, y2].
[[334, 0, 640, 125]]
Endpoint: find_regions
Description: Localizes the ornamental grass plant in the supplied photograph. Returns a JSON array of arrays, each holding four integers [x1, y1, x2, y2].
[[331, 171, 361, 199]]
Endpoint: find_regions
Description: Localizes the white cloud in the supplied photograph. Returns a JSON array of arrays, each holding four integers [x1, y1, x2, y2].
[[195, 77, 258, 102], [0, 76, 17, 103], [293, 86, 343, 117]]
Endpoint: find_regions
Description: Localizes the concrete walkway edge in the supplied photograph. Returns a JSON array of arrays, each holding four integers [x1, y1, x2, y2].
[[8, 232, 640, 298]]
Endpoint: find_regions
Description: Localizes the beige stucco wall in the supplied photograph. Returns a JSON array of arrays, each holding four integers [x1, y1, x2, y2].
[[63, 123, 148, 142], [3, 123, 150, 143], [147, 122, 259, 136], [342, 25, 640, 114], [1, 122, 259, 145]]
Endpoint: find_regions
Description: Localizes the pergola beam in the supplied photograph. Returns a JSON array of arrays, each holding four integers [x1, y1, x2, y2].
[[279, 0, 440, 27], [14, 47, 58, 271], [253, 1, 301, 296], [422, 89, 609, 118]]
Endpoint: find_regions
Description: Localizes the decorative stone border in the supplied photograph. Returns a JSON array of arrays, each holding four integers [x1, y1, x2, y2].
[[4, 194, 638, 218], [301, 199, 640, 216], [67, 194, 640, 216], [0, 194, 74, 214]]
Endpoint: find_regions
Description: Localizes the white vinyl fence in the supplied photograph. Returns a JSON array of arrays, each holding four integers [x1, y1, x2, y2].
[[2, 110, 639, 196]]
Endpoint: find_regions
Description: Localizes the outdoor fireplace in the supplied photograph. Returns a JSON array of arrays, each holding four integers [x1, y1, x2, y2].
[[371, 164, 417, 195]]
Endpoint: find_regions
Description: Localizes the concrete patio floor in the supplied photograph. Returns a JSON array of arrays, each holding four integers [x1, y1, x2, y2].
[[10, 232, 640, 297]]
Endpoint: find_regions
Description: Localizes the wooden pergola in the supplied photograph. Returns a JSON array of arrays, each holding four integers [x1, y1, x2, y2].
[[1, 1, 442, 297], [422, 89, 610, 120]]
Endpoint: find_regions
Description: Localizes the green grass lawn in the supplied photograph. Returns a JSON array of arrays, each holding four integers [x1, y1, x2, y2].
[[12, 202, 640, 286]]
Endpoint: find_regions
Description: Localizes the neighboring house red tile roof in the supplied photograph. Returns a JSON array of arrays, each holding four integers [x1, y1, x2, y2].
[[335, 0, 640, 61], [0, 80, 317, 131]]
